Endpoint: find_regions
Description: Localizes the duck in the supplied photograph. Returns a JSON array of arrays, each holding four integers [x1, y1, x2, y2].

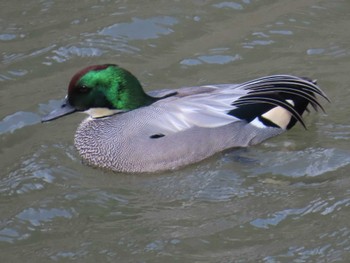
[[42, 64, 328, 173]]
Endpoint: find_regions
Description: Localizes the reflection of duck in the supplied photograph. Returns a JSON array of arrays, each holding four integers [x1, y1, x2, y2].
[[42, 64, 328, 173]]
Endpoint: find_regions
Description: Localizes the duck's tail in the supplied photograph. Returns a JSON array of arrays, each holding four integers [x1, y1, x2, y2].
[[229, 75, 329, 130]]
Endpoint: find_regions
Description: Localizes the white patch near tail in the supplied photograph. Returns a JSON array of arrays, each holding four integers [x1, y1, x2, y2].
[[261, 106, 292, 129], [250, 99, 295, 129]]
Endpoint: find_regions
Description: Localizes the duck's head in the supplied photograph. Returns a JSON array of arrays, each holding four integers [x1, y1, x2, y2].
[[42, 64, 155, 122]]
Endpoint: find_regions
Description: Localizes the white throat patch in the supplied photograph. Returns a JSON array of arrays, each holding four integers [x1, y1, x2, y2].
[[84, 108, 123, 119]]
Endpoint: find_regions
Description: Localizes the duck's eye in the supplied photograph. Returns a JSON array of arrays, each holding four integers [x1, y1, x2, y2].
[[77, 85, 90, 94]]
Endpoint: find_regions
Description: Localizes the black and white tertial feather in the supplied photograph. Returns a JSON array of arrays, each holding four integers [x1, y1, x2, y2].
[[228, 75, 328, 130]]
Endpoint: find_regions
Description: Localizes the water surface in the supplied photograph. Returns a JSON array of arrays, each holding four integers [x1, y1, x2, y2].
[[1, 0, 350, 262]]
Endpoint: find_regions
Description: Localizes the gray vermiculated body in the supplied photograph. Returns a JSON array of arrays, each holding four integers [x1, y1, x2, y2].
[[74, 105, 283, 173]]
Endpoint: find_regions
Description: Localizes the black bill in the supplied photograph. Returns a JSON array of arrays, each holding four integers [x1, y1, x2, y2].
[[41, 97, 76, 122]]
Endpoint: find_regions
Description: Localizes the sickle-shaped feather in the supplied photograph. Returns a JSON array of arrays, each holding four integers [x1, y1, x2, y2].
[[229, 75, 329, 129]]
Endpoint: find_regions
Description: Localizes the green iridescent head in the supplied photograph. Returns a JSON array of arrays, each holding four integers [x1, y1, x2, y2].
[[42, 64, 156, 122]]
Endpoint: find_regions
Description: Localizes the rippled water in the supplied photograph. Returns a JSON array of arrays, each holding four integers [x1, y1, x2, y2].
[[1, 0, 350, 262]]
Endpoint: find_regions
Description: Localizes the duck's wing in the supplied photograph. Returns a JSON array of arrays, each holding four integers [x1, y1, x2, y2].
[[148, 75, 328, 134], [149, 87, 242, 133]]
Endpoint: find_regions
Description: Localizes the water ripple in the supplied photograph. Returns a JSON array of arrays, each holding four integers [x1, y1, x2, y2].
[[42, 16, 178, 65], [0, 206, 76, 243], [180, 47, 242, 67], [2, 45, 56, 64], [242, 14, 312, 49], [307, 45, 350, 58], [45, 45, 104, 64], [252, 196, 350, 230], [264, 227, 350, 262], [0, 152, 54, 196], [16, 207, 74, 227], [246, 147, 350, 177], [0, 111, 41, 135], [213, 2, 245, 10], [98, 16, 178, 40], [0, 34, 17, 41]]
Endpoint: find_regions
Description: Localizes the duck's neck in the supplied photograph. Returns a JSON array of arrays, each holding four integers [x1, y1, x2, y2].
[[110, 67, 157, 110], [116, 82, 157, 110]]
